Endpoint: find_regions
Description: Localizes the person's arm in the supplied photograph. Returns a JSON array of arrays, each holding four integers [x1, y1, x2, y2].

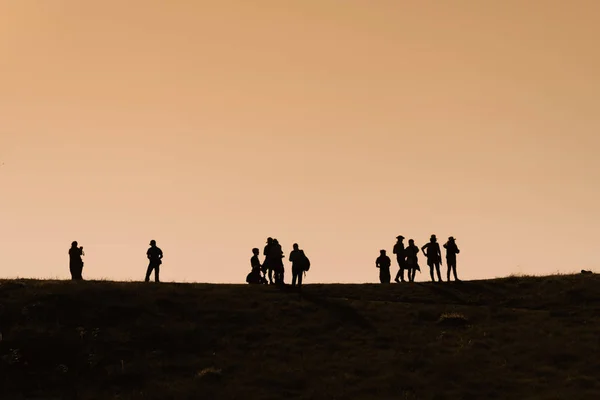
[[289, 252, 294, 262], [147, 249, 151, 259], [421, 244, 428, 256], [456, 245, 460, 254], [159, 249, 163, 259]]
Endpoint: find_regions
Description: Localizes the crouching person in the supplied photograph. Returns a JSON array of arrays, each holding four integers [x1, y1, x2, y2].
[[247, 248, 267, 284]]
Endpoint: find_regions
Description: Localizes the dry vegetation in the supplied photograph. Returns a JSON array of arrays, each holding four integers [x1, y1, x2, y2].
[[1, 275, 599, 399]]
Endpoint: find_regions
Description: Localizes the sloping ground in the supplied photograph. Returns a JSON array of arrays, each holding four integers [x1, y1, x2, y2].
[[0, 275, 599, 399]]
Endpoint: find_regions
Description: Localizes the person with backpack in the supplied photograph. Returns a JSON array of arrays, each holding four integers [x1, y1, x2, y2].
[[289, 243, 310, 287], [443, 236, 461, 281], [375, 249, 391, 284]]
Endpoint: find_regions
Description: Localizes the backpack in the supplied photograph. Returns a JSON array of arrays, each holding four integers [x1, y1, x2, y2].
[[301, 251, 311, 271]]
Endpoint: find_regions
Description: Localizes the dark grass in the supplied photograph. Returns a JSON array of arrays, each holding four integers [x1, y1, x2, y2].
[[1, 274, 599, 399]]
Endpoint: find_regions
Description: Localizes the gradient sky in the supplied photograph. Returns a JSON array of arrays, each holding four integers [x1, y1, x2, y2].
[[1, 0, 599, 283]]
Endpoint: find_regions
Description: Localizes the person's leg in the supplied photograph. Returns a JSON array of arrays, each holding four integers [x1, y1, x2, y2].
[[70, 264, 76, 280], [452, 262, 459, 280], [435, 263, 442, 281], [447, 262, 451, 281], [155, 264, 160, 282], [429, 264, 435, 281], [268, 268, 273, 284], [298, 271, 303, 286], [292, 271, 297, 286], [394, 259, 403, 282], [145, 264, 153, 282]]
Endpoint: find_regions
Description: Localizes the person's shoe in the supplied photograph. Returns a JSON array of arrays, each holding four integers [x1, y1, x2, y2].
[[394, 278, 400, 283]]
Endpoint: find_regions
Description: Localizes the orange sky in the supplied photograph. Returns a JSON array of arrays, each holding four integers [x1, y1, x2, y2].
[[1, 0, 599, 283]]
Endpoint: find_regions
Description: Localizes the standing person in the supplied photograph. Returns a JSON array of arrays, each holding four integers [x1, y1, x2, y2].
[[443, 236, 461, 281], [393, 235, 406, 283], [145, 240, 163, 283], [263, 237, 274, 284], [270, 239, 285, 284], [68, 241, 84, 280], [422, 234, 442, 282], [405, 239, 420, 282], [289, 243, 309, 287], [375, 250, 391, 284]]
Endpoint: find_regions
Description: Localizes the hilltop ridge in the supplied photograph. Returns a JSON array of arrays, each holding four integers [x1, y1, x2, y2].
[[1, 275, 599, 399]]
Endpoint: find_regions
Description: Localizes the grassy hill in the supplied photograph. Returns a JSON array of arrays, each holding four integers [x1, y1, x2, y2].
[[1, 275, 599, 399]]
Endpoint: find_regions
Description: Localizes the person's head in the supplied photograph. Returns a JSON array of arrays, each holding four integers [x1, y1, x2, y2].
[[448, 236, 456, 242], [409, 239, 414, 245], [266, 237, 273, 244], [430, 234, 437, 243], [150, 240, 156, 247], [71, 241, 78, 247], [396, 235, 405, 241], [273, 239, 279, 245], [252, 248, 259, 255], [293, 243, 299, 250], [380, 249, 386, 255]]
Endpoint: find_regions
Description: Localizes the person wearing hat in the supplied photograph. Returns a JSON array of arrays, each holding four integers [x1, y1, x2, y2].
[[443, 237, 461, 281], [145, 240, 164, 283], [421, 234, 442, 282], [375, 249, 392, 284], [393, 235, 407, 283]]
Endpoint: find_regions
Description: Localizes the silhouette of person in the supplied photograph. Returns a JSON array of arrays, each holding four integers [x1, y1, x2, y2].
[[68, 241, 84, 280], [145, 240, 163, 283], [443, 236, 460, 281], [422, 234, 442, 282], [247, 248, 267, 284], [405, 239, 420, 282], [393, 235, 406, 283], [263, 237, 274, 284], [289, 243, 309, 287], [270, 239, 285, 284], [375, 249, 391, 284]]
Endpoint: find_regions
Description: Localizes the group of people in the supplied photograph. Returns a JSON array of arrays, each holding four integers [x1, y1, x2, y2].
[[68, 235, 460, 285], [246, 237, 311, 287], [376, 234, 460, 283], [68, 240, 164, 282]]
